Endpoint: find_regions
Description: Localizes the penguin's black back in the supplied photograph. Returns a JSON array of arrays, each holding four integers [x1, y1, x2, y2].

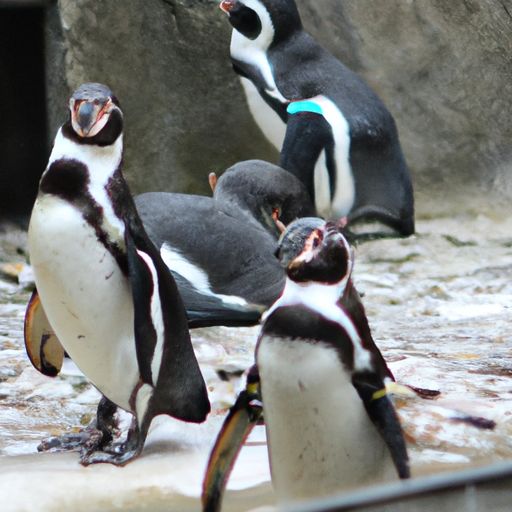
[[269, 31, 414, 234], [135, 192, 285, 307]]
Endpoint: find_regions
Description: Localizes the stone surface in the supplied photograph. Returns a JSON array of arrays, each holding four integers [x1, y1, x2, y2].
[[44, 0, 512, 217]]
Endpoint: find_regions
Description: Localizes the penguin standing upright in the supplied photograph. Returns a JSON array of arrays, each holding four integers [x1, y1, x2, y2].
[[220, 0, 415, 237], [25, 83, 210, 465], [202, 221, 409, 511]]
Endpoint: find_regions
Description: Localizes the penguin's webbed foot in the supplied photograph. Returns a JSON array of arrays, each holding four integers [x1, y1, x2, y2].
[[79, 445, 142, 466], [79, 414, 143, 467], [37, 420, 104, 454], [38, 396, 117, 455], [37, 395, 142, 466]]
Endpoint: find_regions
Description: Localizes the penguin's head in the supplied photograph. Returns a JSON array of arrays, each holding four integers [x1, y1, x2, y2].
[[220, 0, 302, 47], [68, 83, 123, 144], [275, 217, 324, 267], [214, 160, 316, 238], [286, 220, 353, 285]]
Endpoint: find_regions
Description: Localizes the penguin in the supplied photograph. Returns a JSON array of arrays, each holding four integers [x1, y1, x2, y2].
[[220, 0, 415, 238], [202, 221, 409, 511], [134, 160, 316, 318], [25, 83, 210, 465]]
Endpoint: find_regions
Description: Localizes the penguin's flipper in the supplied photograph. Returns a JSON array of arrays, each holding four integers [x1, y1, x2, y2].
[[279, 110, 334, 204], [340, 281, 395, 382], [172, 272, 264, 329], [126, 224, 210, 423], [125, 232, 159, 386], [352, 373, 410, 479], [24, 288, 65, 377], [202, 366, 263, 512]]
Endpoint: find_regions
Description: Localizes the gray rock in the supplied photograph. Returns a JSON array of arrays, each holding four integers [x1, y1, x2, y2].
[[45, 0, 512, 216], [45, 0, 278, 197]]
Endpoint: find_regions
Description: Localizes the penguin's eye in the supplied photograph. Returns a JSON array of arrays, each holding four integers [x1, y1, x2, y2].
[[229, 4, 262, 40]]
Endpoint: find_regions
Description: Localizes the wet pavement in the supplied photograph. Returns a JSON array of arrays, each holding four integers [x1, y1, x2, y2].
[[0, 215, 511, 511]]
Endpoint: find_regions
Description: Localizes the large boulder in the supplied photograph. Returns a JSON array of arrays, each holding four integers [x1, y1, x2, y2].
[[45, 0, 512, 217], [45, 0, 278, 197]]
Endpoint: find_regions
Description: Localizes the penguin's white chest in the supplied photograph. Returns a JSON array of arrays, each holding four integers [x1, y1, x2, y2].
[[28, 195, 139, 411], [257, 337, 397, 504], [240, 77, 287, 151]]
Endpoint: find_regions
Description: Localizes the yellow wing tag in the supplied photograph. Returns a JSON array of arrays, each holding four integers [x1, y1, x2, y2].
[[371, 387, 387, 401]]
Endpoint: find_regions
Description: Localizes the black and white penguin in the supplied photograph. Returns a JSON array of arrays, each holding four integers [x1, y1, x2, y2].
[[220, 0, 415, 237], [134, 159, 316, 319], [25, 83, 210, 465], [202, 221, 409, 510]]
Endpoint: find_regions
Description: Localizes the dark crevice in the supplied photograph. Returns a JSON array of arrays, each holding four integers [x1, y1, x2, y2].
[[161, 0, 177, 18], [0, 6, 48, 220], [500, 0, 512, 20]]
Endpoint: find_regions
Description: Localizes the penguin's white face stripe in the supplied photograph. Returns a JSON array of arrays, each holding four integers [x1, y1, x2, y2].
[[136, 250, 165, 387], [304, 96, 354, 219], [160, 243, 249, 306], [47, 128, 126, 243], [230, 1, 287, 103], [231, 0, 274, 55], [264, 279, 371, 371]]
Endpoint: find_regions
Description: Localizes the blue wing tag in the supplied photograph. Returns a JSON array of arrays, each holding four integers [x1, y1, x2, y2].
[[287, 100, 324, 116]]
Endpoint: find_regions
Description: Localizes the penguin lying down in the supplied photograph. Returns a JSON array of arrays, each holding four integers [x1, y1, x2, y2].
[[134, 159, 316, 319], [24, 83, 210, 465], [202, 221, 410, 511]]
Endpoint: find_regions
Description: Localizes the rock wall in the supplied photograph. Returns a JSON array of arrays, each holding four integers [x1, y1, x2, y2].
[[45, 0, 512, 217], [45, 0, 277, 197]]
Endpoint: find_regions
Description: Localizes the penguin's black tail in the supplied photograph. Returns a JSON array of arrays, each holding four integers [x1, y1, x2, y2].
[[171, 272, 265, 328]]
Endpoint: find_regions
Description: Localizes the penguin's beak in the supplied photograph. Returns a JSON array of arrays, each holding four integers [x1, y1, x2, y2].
[[71, 97, 114, 138], [260, 206, 285, 239], [202, 375, 263, 512], [219, 0, 235, 14]]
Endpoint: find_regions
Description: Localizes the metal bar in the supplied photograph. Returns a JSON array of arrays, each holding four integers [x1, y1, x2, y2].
[[286, 460, 512, 512]]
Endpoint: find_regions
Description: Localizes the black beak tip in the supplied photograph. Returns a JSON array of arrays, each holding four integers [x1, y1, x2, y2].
[[77, 102, 95, 131]]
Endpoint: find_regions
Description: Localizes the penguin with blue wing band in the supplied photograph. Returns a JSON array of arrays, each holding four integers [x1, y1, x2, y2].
[[220, 0, 415, 238], [25, 83, 210, 465], [202, 221, 409, 510]]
